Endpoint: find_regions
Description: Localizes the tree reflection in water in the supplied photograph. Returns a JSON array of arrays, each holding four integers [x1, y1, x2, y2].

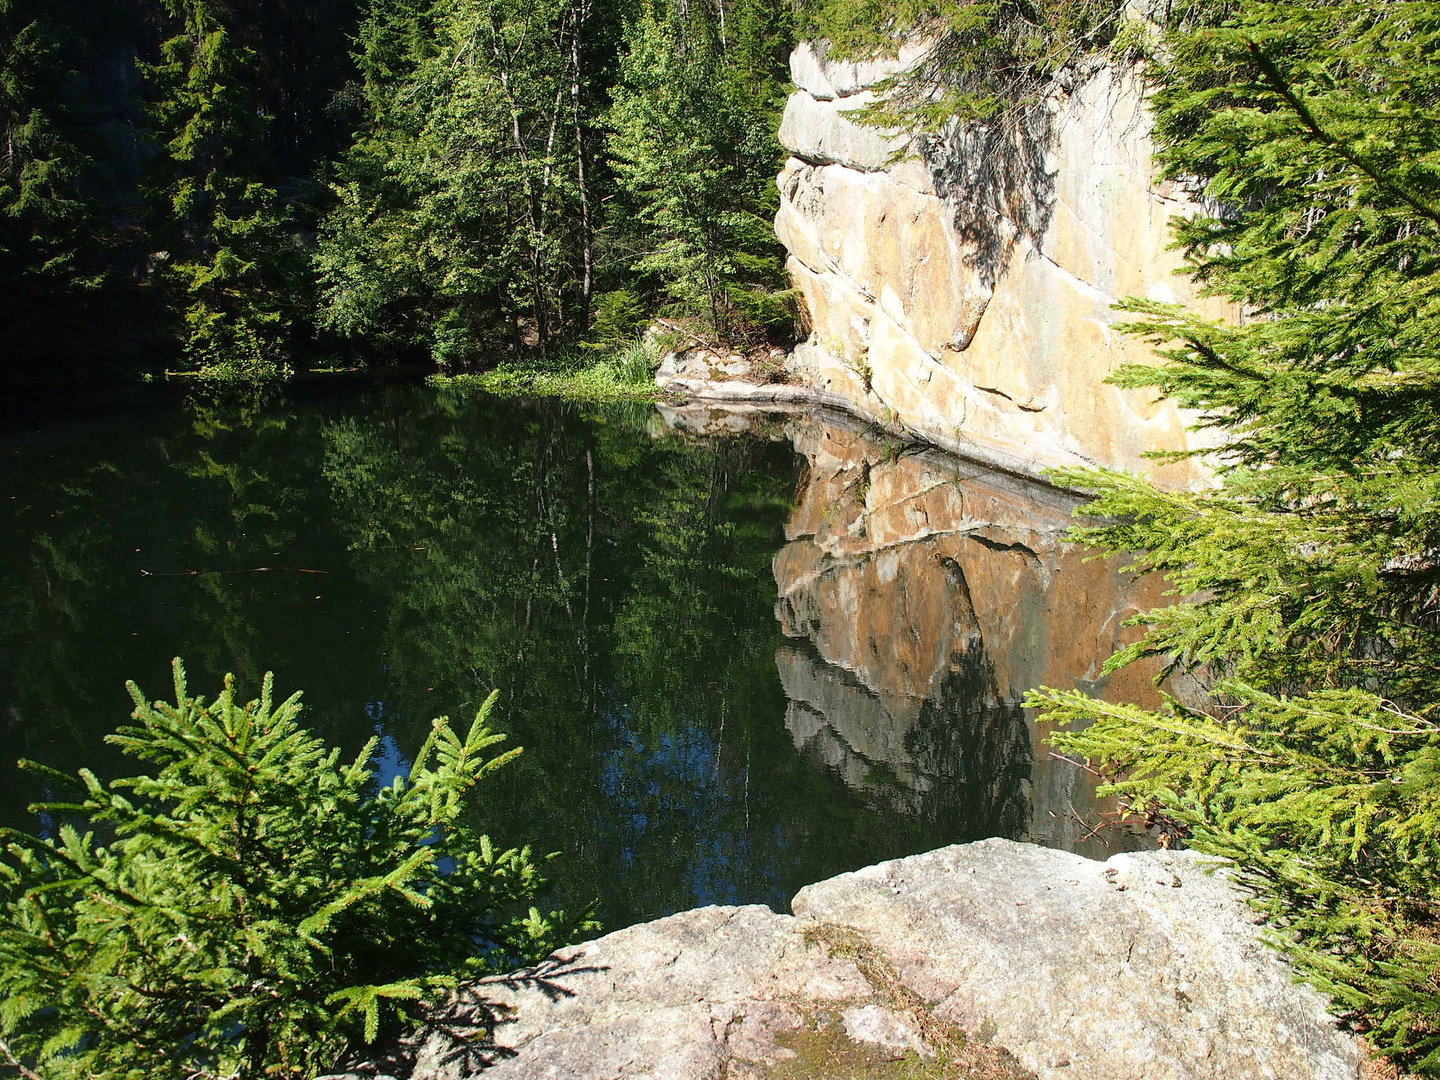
[[0, 388, 1160, 933]]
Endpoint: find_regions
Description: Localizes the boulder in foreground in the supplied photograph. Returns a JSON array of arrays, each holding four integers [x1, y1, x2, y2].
[[323, 838, 1364, 1080]]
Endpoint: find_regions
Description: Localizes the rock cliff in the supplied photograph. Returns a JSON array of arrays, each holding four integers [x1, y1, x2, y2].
[[767, 42, 1234, 489]]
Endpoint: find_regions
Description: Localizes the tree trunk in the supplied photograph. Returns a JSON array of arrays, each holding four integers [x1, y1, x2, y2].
[[571, 0, 594, 317]]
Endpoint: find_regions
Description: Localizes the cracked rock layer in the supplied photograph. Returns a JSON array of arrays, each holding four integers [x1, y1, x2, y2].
[[770, 41, 1236, 490]]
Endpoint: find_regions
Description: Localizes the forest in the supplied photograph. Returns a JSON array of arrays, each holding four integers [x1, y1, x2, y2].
[[0, 0, 796, 387]]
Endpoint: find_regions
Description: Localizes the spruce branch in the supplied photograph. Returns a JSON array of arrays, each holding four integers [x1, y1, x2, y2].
[[0, 1037, 44, 1080], [1243, 41, 1440, 231], [0, 662, 591, 1077]]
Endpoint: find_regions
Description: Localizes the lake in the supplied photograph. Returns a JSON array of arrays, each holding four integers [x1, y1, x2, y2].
[[0, 382, 1161, 931]]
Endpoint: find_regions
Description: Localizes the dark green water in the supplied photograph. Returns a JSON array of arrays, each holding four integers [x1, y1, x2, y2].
[[0, 384, 1148, 932]]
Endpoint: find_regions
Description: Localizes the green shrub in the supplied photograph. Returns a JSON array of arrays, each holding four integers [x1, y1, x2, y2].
[[0, 660, 594, 1079], [585, 288, 648, 349], [430, 337, 662, 402], [192, 344, 294, 386]]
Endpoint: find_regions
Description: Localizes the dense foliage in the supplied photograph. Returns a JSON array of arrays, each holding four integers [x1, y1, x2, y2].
[[1, 0, 795, 386], [606, 0, 795, 339], [802, 0, 1129, 126], [1009, 0, 1440, 1070], [0, 0, 148, 385], [316, 0, 598, 364], [314, 0, 794, 367], [0, 659, 589, 1078], [0, 0, 94, 330], [144, 0, 298, 378]]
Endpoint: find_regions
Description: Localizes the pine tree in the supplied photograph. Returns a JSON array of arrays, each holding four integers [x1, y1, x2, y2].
[[145, 0, 295, 380], [1013, 0, 1440, 1069], [0, 660, 593, 1079]]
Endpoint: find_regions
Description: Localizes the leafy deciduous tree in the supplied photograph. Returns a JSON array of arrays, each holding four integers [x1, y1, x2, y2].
[[316, 0, 600, 366]]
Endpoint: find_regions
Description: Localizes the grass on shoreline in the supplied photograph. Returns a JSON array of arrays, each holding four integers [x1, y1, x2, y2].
[[428, 340, 660, 402]]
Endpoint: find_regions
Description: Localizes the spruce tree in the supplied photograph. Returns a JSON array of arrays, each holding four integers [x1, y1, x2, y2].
[[0, 0, 102, 382], [605, 0, 794, 341], [0, 660, 591, 1079], [1009, 0, 1440, 1068], [145, 0, 294, 379]]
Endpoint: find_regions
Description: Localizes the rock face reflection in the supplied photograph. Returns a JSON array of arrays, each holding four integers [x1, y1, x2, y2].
[[779, 641, 1033, 842], [663, 403, 1165, 856], [773, 414, 1166, 853]]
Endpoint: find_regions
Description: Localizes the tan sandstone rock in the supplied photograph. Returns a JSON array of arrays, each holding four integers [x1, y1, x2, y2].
[[772, 43, 1238, 490]]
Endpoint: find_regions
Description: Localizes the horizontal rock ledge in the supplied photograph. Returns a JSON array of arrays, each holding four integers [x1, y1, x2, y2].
[[323, 838, 1364, 1080], [654, 357, 1098, 485]]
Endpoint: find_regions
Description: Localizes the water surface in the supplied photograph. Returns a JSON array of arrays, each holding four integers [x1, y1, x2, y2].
[[0, 385, 1157, 930]]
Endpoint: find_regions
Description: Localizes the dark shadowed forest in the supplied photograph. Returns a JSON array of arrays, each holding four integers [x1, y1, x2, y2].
[[1, 0, 796, 386]]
